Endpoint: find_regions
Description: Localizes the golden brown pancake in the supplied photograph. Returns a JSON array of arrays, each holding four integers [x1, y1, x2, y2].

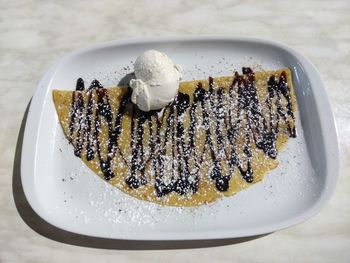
[[53, 67, 297, 206]]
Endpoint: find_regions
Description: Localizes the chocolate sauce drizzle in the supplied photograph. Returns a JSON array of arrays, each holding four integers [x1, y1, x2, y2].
[[67, 68, 296, 197]]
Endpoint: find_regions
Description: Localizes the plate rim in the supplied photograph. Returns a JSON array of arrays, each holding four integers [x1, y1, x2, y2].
[[20, 36, 340, 240]]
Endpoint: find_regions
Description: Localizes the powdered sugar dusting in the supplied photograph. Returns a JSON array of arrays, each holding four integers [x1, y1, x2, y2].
[[46, 47, 319, 239]]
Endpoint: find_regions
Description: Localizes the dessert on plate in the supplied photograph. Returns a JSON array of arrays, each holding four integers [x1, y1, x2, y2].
[[53, 50, 297, 206]]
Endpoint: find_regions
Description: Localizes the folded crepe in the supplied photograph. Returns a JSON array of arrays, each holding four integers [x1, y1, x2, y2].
[[53, 67, 297, 206]]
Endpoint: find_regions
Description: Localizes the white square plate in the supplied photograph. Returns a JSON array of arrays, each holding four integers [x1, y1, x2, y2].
[[21, 37, 339, 240]]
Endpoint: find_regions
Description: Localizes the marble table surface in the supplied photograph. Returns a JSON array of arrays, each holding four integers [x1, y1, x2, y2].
[[1, 0, 349, 262]]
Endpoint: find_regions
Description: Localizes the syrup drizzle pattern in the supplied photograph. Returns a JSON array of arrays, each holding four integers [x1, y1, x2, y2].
[[67, 68, 296, 197]]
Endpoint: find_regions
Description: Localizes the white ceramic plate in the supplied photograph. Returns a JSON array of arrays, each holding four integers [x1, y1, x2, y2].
[[21, 37, 339, 240]]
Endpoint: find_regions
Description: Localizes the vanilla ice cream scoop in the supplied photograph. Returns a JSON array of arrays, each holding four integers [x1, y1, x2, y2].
[[129, 50, 182, 111]]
